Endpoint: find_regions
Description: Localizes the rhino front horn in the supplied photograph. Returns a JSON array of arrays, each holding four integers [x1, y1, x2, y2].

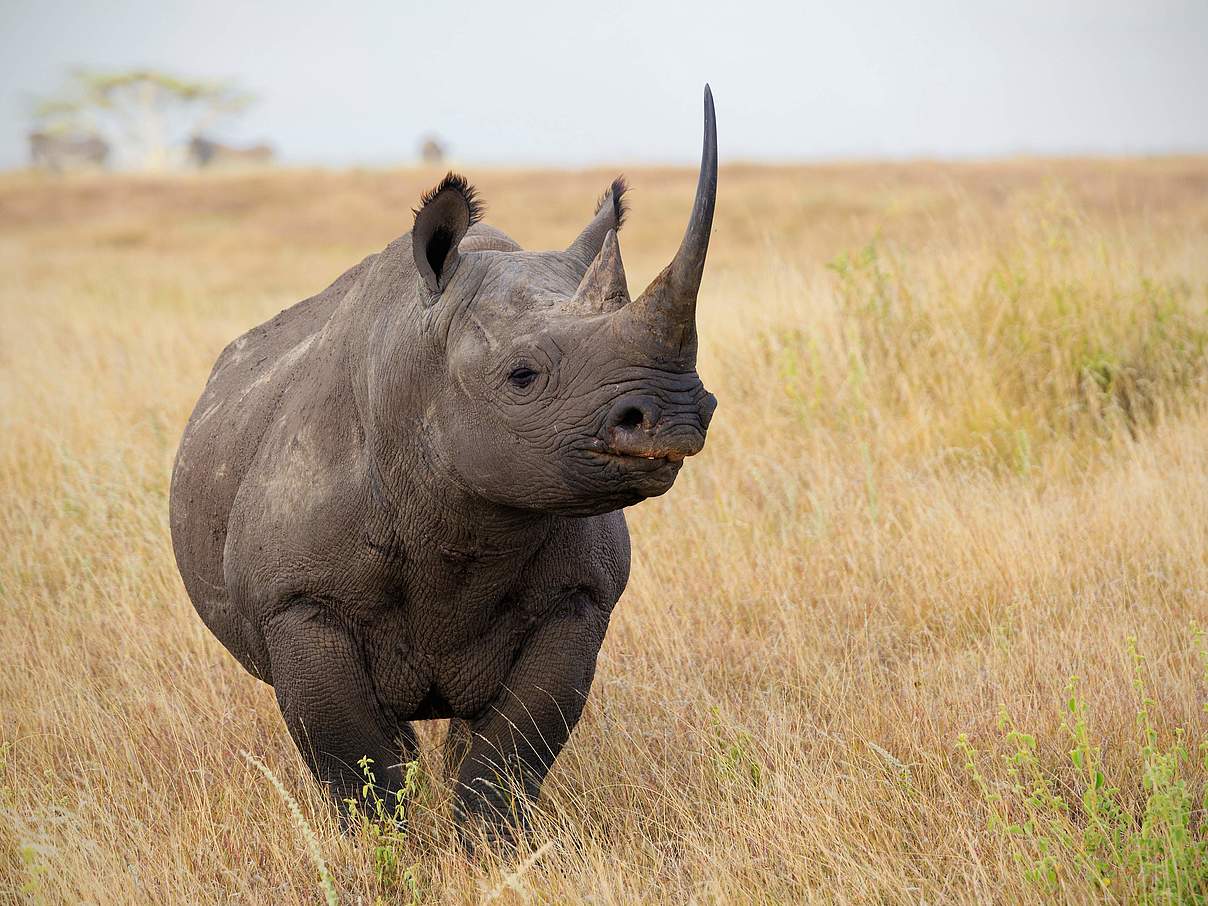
[[620, 85, 717, 360]]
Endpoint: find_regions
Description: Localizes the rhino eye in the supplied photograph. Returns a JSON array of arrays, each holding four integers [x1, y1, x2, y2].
[[508, 366, 539, 389]]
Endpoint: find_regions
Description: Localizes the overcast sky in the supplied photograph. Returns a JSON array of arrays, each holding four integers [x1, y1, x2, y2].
[[1, 0, 1206, 169]]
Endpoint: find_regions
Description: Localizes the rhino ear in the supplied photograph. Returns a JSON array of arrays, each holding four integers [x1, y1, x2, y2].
[[412, 173, 484, 295], [566, 176, 628, 269]]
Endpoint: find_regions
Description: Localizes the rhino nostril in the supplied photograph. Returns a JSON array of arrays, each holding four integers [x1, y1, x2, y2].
[[615, 407, 644, 430], [606, 396, 660, 433]]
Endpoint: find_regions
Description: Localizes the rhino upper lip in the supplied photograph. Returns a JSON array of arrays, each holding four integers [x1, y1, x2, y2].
[[619, 450, 686, 462], [594, 446, 689, 464]]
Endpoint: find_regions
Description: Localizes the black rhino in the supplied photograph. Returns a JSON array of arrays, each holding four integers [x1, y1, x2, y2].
[[170, 87, 719, 842]]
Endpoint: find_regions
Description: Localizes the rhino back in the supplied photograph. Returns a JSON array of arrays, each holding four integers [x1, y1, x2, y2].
[[169, 255, 373, 675]]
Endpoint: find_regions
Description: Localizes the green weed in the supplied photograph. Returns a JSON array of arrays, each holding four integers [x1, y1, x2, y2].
[[958, 634, 1208, 902], [710, 708, 765, 790], [343, 756, 424, 904]]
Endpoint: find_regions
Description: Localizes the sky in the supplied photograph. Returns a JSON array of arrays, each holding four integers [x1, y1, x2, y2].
[[1, 0, 1206, 169]]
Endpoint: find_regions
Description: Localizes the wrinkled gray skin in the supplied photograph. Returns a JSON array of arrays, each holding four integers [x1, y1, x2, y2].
[[170, 89, 718, 843]]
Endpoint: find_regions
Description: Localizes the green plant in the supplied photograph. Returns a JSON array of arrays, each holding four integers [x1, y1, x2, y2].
[[958, 634, 1208, 902], [710, 708, 764, 789], [343, 756, 424, 903]]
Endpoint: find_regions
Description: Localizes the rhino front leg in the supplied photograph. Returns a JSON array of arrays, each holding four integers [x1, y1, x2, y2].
[[264, 602, 412, 818], [453, 601, 609, 845]]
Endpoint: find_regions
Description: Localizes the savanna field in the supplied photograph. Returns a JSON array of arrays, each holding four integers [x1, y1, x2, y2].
[[2, 159, 1207, 904]]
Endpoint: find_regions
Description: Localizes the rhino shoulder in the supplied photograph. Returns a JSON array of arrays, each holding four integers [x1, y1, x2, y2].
[[520, 511, 631, 613]]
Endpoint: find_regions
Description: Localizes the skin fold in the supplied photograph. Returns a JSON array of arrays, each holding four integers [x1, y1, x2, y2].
[[169, 88, 719, 843]]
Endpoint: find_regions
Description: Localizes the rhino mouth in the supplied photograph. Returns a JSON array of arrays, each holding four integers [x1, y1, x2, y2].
[[588, 451, 684, 494], [598, 448, 687, 464], [562, 439, 696, 509], [587, 442, 695, 475]]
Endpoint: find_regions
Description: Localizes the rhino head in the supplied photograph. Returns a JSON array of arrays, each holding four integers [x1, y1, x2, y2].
[[378, 88, 718, 518]]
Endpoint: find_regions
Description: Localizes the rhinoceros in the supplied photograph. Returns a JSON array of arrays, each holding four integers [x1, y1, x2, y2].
[[169, 87, 718, 841]]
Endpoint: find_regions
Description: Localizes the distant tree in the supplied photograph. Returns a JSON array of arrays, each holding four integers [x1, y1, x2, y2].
[[34, 69, 253, 171], [419, 134, 447, 165]]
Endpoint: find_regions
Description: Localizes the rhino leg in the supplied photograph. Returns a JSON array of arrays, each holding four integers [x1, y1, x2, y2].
[[264, 602, 412, 819], [443, 718, 473, 783], [453, 599, 609, 845]]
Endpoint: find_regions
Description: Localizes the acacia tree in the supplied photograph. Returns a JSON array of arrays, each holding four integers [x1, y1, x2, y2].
[[35, 69, 253, 170]]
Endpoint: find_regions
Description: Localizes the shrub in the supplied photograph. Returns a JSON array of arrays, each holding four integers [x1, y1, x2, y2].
[[959, 634, 1208, 902]]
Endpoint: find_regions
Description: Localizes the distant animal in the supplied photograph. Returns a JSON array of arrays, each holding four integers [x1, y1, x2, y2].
[[170, 87, 718, 843], [187, 135, 274, 169], [28, 131, 109, 172], [419, 135, 446, 165]]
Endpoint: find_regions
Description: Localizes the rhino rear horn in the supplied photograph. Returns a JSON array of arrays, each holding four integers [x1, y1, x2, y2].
[[412, 172, 483, 295], [567, 229, 630, 314]]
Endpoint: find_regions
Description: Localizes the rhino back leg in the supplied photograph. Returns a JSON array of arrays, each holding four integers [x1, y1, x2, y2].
[[443, 718, 473, 782], [264, 602, 414, 814]]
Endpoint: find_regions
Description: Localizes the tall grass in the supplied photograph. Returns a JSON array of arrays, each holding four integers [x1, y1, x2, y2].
[[2, 159, 1207, 903]]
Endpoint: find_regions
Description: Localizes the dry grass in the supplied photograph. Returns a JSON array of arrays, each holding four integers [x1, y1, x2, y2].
[[2, 158, 1207, 904]]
